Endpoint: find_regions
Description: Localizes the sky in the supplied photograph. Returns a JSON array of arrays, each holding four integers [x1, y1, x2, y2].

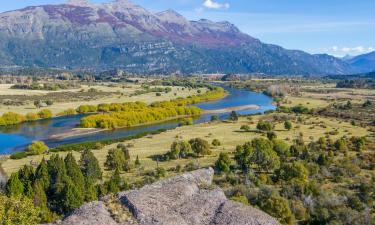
[[1, 0, 375, 57]]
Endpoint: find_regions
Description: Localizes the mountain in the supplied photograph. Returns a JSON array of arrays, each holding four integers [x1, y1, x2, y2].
[[347, 51, 375, 73], [0, 0, 355, 75]]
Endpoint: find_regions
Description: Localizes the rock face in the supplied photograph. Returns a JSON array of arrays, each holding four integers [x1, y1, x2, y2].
[[0, 0, 355, 75], [50, 168, 279, 225]]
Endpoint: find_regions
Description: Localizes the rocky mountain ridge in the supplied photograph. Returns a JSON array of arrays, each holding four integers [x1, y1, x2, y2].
[[0, 0, 356, 75], [46, 168, 280, 225]]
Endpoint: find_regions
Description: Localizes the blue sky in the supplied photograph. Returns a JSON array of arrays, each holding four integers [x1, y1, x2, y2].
[[1, 0, 375, 57]]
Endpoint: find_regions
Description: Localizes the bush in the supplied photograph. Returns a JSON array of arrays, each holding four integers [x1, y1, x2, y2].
[[240, 125, 251, 132], [38, 109, 53, 119], [25, 112, 40, 121], [212, 139, 221, 146]]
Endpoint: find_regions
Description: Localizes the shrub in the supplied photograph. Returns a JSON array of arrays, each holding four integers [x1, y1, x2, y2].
[[25, 112, 40, 121], [10, 152, 29, 160], [215, 152, 231, 173], [189, 138, 211, 157], [212, 139, 221, 146], [240, 125, 251, 132], [38, 109, 53, 119]]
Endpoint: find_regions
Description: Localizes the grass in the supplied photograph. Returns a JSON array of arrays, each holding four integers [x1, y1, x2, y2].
[[1, 113, 369, 179]]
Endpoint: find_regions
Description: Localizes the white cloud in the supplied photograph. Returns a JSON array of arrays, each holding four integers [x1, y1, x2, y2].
[[321, 46, 375, 57], [203, 0, 230, 10]]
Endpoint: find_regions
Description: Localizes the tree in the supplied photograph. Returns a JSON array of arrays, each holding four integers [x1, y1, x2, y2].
[[169, 141, 192, 159], [64, 153, 85, 193], [189, 138, 211, 157], [27, 141, 49, 155], [60, 179, 84, 213], [257, 121, 274, 132], [351, 137, 366, 151], [105, 148, 127, 171], [0, 195, 41, 225], [80, 149, 102, 181], [278, 161, 309, 183], [250, 138, 280, 172], [6, 173, 24, 197], [267, 131, 277, 140], [84, 178, 98, 202], [34, 159, 50, 190], [240, 125, 251, 132], [33, 180, 48, 208], [259, 193, 294, 225], [272, 140, 290, 159], [334, 138, 348, 151], [106, 169, 128, 193], [212, 139, 221, 146], [215, 152, 231, 173], [229, 111, 239, 121], [284, 121, 292, 130]]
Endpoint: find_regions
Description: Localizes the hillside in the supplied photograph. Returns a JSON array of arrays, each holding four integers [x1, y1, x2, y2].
[[0, 0, 355, 75]]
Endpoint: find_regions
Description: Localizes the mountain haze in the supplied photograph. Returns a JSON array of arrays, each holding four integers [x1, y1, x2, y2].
[[0, 0, 355, 75]]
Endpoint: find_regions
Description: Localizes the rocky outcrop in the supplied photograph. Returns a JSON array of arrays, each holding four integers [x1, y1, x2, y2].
[[50, 168, 279, 225]]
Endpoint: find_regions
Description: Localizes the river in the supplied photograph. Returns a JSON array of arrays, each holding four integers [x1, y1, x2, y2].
[[0, 86, 275, 154]]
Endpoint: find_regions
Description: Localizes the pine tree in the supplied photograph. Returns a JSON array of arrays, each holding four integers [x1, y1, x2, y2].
[[80, 149, 102, 181], [84, 178, 98, 202], [60, 179, 84, 213], [6, 172, 24, 197], [33, 180, 48, 208], [34, 158, 50, 190], [105, 169, 127, 193], [64, 152, 85, 193]]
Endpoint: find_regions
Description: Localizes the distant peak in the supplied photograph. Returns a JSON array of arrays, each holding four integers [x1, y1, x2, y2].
[[67, 0, 90, 6], [157, 9, 182, 16]]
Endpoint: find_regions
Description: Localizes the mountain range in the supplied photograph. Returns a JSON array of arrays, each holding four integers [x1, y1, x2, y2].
[[345, 51, 375, 73], [0, 0, 370, 75]]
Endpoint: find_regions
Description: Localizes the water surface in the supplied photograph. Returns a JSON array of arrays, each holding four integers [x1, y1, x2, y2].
[[0, 86, 275, 154]]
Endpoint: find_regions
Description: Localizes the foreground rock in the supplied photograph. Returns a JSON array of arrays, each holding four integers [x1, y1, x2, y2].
[[50, 168, 279, 225]]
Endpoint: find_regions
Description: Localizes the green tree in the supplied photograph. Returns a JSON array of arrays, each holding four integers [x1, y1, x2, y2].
[[250, 138, 280, 172], [257, 121, 274, 132], [80, 149, 102, 181], [215, 152, 231, 173], [284, 121, 292, 130], [106, 169, 128, 193], [211, 115, 219, 121], [212, 139, 221, 146], [272, 139, 290, 159], [229, 111, 239, 121], [0, 195, 41, 225], [240, 125, 251, 132], [34, 159, 50, 190], [65, 153, 85, 194], [6, 173, 24, 197], [278, 161, 309, 183], [267, 131, 277, 140], [32, 180, 48, 208], [260, 194, 294, 225], [169, 141, 192, 159], [105, 148, 127, 171], [189, 138, 211, 157], [84, 178, 98, 202], [60, 179, 84, 213], [334, 138, 348, 151], [27, 141, 49, 155]]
